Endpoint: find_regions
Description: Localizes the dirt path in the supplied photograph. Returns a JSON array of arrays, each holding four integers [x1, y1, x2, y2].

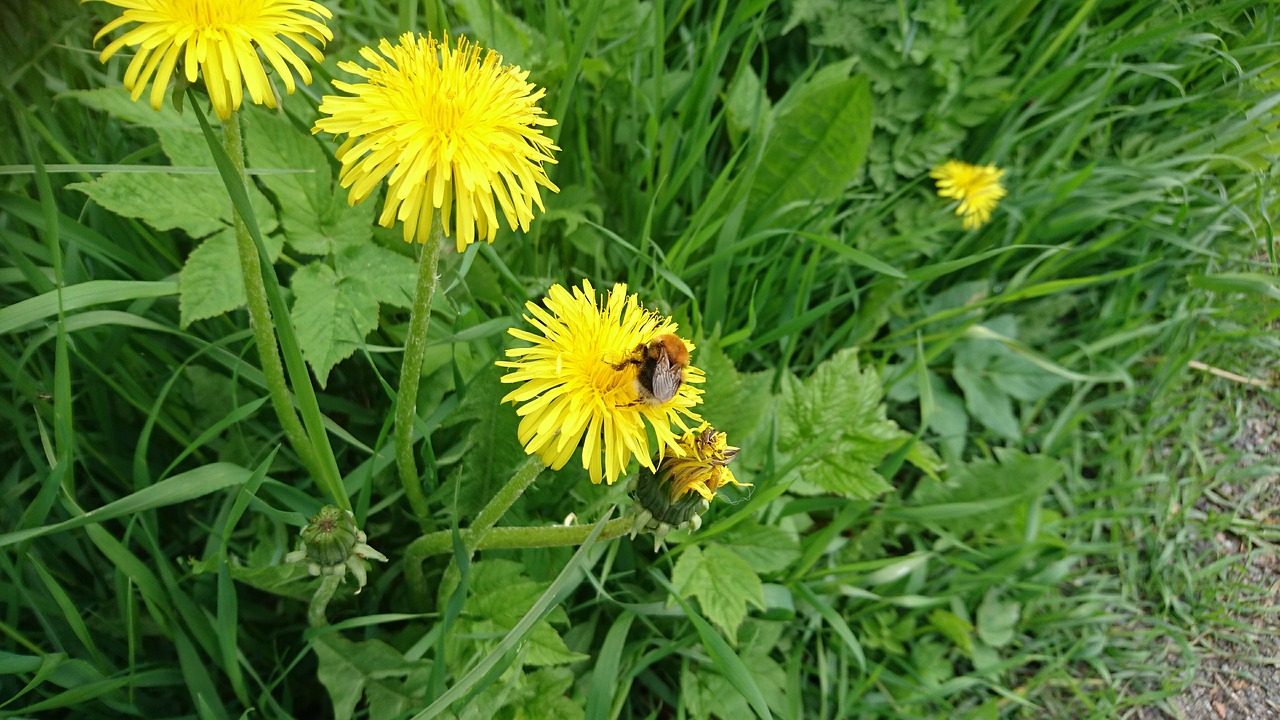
[[1167, 394, 1280, 719]]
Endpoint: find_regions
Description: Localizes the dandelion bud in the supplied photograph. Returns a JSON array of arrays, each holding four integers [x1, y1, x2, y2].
[[284, 506, 388, 592]]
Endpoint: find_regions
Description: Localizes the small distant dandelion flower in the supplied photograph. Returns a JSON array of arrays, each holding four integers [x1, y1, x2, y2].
[[497, 280, 704, 485], [88, 0, 333, 120], [930, 160, 1007, 230], [629, 424, 748, 549], [313, 32, 560, 251]]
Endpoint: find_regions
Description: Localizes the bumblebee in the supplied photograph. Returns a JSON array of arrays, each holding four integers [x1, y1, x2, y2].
[[613, 334, 690, 405]]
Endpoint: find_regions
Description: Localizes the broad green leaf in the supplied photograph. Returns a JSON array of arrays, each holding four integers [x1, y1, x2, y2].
[[187, 553, 313, 601], [491, 667, 583, 720], [290, 261, 382, 387], [68, 173, 229, 238], [453, 0, 544, 69], [725, 64, 771, 147], [179, 228, 284, 326], [748, 67, 871, 226], [975, 589, 1021, 648], [652, 569, 774, 720], [335, 244, 418, 309], [414, 513, 610, 719], [779, 348, 908, 499], [68, 170, 277, 241], [682, 644, 787, 720], [672, 544, 765, 639], [696, 343, 774, 449], [314, 634, 427, 720], [719, 522, 802, 575], [242, 106, 376, 255], [952, 363, 1019, 440], [448, 560, 587, 669], [902, 449, 1062, 535]]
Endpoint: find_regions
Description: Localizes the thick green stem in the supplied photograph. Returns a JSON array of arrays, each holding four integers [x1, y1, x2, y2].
[[469, 455, 545, 547], [394, 219, 444, 522], [404, 516, 634, 604], [222, 114, 322, 482], [307, 575, 344, 627]]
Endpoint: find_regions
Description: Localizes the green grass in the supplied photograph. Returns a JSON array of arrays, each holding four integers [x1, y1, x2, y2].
[[2, 0, 1279, 718]]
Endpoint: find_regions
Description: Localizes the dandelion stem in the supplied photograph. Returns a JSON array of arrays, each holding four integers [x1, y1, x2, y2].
[[427, 455, 546, 607], [307, 575, 344, 627], [404, 517, 634, 605], [222, 113, 323, 485], [394, 218, 444, 523]]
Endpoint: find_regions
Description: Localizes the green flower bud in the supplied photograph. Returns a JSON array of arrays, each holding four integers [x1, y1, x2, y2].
[[284, 506, 388, 592]]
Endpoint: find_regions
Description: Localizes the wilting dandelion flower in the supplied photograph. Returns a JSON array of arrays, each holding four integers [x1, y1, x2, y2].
[[88, 0, 333, 120], [930, 160, 1007, 229], [313, 32, 560, 251], [629, 424, 747, 549], [497, 280, 704, 485]]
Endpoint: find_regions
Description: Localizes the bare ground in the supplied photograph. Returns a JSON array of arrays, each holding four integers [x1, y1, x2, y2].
[[1159, 392, 1280, 719]]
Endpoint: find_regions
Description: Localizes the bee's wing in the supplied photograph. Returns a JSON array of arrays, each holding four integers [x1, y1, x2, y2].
[[650, 354, 682, 403]]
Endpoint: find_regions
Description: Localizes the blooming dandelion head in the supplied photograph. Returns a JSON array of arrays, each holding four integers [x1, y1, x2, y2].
[[496, 280, 704, 485], [313, 32, 560, 252], [930, 160, 1007, 230], [90, 0, 333, 120]]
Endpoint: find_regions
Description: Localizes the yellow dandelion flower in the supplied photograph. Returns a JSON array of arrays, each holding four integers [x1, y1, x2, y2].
[[313, 32, 560, 252], [89, 0, 333, 120], [497, 280, 704, 485], [629, 424, 748, 548], [930, 160, 1007, 230]]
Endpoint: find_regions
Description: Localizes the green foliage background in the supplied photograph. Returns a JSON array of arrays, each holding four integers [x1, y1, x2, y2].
[[2, 0, 1279, 718]]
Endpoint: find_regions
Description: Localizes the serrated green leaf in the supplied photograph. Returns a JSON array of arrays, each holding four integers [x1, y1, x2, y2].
[[779, 348, 906, 500], [69, 173, 231, 238], [672, 544, 765, 639], [290, 261, 382, 387], [720, 522, 801, 575], [69, 167, 276, 242], [748, 68, 871, 226], [314, 634, 426, 720], [451, 561, 587, 669], [242, 106, 376, 255], [335, 244, 418, 309], [509, 667, 584, 720], [179, 229, 284, 326], [65, 87, 190, 129], [682, 647, 787, 720]]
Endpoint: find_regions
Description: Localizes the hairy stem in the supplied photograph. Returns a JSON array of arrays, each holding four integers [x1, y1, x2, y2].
[[222, 113, 323, 483], [404, 517, 635, 605], [394, 220, 444, 524], [307, 575, 344, 628]]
